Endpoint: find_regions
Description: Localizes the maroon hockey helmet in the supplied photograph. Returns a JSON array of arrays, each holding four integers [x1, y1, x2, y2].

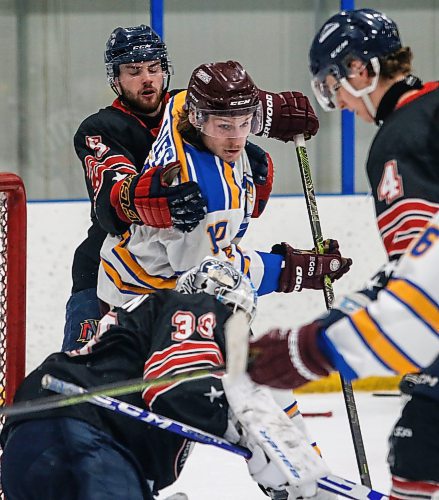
[[186, 61, 263, 136]]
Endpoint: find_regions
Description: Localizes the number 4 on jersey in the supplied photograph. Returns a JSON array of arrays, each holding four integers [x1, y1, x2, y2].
[[377, 160, 404, 204]]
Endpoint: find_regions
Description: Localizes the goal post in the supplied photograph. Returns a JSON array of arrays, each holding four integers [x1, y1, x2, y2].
[[0, 173, 26, 407]]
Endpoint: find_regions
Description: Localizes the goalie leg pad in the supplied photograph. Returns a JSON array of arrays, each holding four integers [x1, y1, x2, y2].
[[222, 373, 330, 487]]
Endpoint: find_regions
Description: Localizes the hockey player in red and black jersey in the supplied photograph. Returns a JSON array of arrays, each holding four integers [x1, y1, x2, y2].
[[66, 24, 320, 352], [247, 9, 439, 500], [308, 8, 439, 262], [1, 259, 314, 500]]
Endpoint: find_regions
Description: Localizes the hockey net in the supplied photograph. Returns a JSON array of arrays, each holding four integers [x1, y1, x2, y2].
[[0, 173, 26, 418]]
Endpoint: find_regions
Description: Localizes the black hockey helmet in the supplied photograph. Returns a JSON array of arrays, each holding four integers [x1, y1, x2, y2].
[[309, 9, 402, 110], [176, 257, 258, 324], [186, 61, 263, 136], [104, 24, 172, 86]]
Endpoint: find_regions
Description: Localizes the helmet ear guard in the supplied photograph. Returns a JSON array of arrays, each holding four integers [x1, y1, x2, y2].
[[311, 56, 381, 112], [176, 257, 258, 324]]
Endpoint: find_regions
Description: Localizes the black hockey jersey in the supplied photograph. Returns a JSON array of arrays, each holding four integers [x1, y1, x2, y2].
[[412, 355, 439, 403], [1, 291, 232, 492], [367, 82, 439, 260], [71, 96, 171, 293]]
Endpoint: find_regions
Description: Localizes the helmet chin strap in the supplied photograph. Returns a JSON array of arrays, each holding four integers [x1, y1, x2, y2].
[[361, 94, 377, 119], [340, 57, 381, 119]]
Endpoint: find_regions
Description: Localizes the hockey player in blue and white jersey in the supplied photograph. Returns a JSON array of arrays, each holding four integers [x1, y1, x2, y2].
[[249, 212, 439, 500], [249, 210, 439, 387], [98, 60, 352, 309]]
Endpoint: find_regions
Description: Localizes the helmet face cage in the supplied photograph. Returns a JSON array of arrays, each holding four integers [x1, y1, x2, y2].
[[176, 258, 258, 324], [189, 102, 263, 138], [105, 25, 173, 86], [309, 9, 401, 111]]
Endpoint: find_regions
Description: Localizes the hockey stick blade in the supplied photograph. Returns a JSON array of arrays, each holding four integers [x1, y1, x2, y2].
[[372, 392, 401, 398], [302, 411, 333, 418], [0, 365, 225, 417], [319, 475, 387, 500]]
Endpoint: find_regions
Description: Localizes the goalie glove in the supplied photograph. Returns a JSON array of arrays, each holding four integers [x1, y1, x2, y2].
[[110, 162, 207, 232], [272, 240, 352, 293], [257, 90, 319, 142], [248, 322, 333, 389]]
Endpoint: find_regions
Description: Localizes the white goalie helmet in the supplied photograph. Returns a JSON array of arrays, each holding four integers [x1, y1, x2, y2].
[[176, 257, 258, 324]]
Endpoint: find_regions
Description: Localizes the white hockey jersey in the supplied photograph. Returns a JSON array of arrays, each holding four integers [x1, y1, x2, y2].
[[320, 212, 439, 379], [97, 91, 283, 307]]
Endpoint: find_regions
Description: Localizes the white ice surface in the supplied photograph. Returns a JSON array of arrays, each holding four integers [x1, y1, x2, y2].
[[23, 199, 396, 499]]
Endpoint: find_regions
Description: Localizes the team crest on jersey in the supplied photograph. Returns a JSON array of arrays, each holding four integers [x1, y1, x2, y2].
[[86, 135, 109, 160], [77, 319, 100, 343]]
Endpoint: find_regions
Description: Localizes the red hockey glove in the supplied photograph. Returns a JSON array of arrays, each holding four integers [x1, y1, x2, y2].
[[272, 241, 352, 293], [110, 162, 207, 232], [245, 141, 274, 218], [257, 90, 319, 142], [248, 322, 332, 389]]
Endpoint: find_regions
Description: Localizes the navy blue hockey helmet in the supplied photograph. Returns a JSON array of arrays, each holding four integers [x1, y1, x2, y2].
[[309, 9, 402, 110], [105, 25, 172, 86]]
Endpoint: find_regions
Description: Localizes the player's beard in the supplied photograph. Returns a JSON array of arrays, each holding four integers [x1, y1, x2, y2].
[[119, 83, 163, 115]]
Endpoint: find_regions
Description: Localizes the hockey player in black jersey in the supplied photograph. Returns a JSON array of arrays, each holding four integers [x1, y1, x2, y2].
[[1, 258, 294, 500], [65, 24, 320, 352], [247, 9, 439, 500], [308, 8, 439, 262]]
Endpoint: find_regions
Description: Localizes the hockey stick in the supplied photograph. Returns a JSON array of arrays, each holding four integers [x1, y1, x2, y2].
[[0, 364, 225, 417], [294, 134, 372, 488], [43, 374, 387, 500], [41, 374, 249, 458]]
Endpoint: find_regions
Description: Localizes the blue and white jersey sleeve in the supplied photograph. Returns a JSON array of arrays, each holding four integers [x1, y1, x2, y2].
[[97, 92, 284, 307], [318, 212, 439, 380]]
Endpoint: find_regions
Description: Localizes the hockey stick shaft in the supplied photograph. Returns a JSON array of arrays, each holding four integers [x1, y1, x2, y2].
[[41, 375, 249, 458], [294, 134, 372, 488], [44, 376, 386, 500], [0, 365, 225, 417]]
